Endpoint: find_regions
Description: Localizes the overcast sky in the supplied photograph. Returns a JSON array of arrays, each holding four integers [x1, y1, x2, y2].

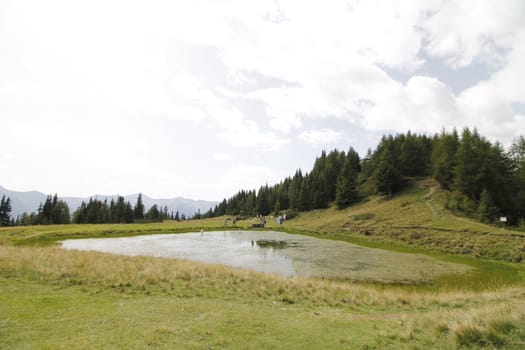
[[1, 0, 524, 201]]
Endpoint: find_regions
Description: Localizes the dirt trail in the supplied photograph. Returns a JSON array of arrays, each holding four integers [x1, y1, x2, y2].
[[424, 186, 438, 216]]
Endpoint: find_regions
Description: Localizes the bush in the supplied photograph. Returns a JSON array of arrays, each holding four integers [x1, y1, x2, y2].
[[353, 213, 375, 221], [284, 210, 299, 220], [454, 325, 485, 347], [454, 321, 513, 348]]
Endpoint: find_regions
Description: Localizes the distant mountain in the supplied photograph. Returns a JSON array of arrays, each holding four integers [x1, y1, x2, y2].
[[0, 185, 217, 219], [0, 185, 48, 217]]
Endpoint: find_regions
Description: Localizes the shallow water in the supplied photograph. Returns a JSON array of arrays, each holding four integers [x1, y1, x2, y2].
[[61, 230, 470, 282]]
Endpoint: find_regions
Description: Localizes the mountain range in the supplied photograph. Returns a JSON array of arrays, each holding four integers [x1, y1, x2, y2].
[[0, 185, 217, 219]]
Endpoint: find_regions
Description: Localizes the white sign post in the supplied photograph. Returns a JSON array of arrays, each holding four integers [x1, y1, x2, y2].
[[500, 217, 507, 229]]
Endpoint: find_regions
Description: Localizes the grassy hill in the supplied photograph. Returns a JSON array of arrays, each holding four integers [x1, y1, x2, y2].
[[284, 178, 525, 263], [1, 179, 525, 349]]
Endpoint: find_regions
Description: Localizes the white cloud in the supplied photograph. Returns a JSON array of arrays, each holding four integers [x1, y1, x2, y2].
[[298, 128, 344, 147], [456, 32, 525, 142], [210, 164, 287, 196], [362, 76, 461, 132], [213, 153, 232, 161], [421, 1, 524, 69], [2, 0, 525, 199]]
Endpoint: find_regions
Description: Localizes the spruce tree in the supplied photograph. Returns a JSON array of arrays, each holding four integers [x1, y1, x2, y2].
[[0, 195, 12, 226], [146, 204, 161, 222], [431, 129, 459, 189], [274, 199, 281, 215], [374, 142, 401, 197], [335, 158, 358, 209], [134, 193, 145, 220], [255, 185, 270, 216], [477, 188, 498, 223]]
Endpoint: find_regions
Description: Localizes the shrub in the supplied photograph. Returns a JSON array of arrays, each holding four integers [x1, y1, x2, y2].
[[454, 325, 485, 347], [353, 213, 375, 221], [284, 210, 299, 220], [488, 320, 516, 335], [454, 321, 513, 348]]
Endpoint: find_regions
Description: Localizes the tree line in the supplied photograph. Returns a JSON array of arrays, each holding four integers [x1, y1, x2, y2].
[[0, 193, 183, 226], [10, 194, 71, 226], [202, 129, 525, 226], [72, 194, 175, 224]]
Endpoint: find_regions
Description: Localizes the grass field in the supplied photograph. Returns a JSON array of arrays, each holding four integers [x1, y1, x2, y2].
[[1, 180, 525, 349]]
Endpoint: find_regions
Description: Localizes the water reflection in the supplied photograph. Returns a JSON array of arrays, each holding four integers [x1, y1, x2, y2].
[[61, 230, 470, 282]]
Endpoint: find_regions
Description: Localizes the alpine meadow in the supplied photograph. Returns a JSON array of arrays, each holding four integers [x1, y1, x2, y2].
[[2, 129, 525, 349], [2, 1, 525, 349]]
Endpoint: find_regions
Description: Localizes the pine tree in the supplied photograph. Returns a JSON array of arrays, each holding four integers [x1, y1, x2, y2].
[[255, 185, 270, 216], [0, 195, 12, 226], [374, 141, 401, 197], [478, 188, 498, 223], [335, 158, 358, 209], [288, 170, 303, 210], [431, 129, 459, 189], [134, 193, 145, 220], [298, 175, 312, 211], [274, 199, 281, 216], [454, 128, 486, 200], [146, 204, 161, 222], [400, 132, 431, 177]]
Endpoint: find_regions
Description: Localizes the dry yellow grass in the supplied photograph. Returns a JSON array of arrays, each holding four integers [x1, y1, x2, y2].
[[4, 243, 525, 348], [1, 244, 523, 311]]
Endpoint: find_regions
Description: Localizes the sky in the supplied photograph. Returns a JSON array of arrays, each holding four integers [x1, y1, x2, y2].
[[1, 0, 525, 201]]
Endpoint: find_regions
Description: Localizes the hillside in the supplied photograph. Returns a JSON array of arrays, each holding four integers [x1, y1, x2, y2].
[[204, 130, 525, 232], [284, 178, 525, 263]]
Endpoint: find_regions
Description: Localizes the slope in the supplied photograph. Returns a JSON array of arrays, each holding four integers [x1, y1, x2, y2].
[[284, 178, 525, 263]]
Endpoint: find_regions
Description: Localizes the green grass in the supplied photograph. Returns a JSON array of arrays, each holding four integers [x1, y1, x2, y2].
[[2, 179, 525, 348], [2, 245, 525, 349], [0, 219, 230, 246], [282, 179, 525, 263]]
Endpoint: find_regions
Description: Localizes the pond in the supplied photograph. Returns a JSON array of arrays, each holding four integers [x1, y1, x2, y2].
[[61, 230, 470, 283]]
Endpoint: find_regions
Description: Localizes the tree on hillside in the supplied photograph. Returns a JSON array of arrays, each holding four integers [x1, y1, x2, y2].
[[255, 185, 270, 216], [399, 132, 432, 177], [134, 193, 145, 220], [477, 188, 498, 223], [510, 136, 525, 223], [509, 135, 525, 166], [335, 157, 358, 209], [454, 128, 487, 200], [431, 129, 459, 189], [0, 195, 12, 226], [374, 140, 401, 197], [298, 175, 313, 211], [288, 170, 303, 210], [346, 147, 361, 174]]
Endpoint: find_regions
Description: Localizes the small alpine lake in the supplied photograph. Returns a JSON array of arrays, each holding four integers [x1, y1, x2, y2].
[[61, 230, 470, 283]]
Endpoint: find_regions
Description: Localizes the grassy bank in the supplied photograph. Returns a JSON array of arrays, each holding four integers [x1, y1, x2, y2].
[[2, 244, 525, 349]]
